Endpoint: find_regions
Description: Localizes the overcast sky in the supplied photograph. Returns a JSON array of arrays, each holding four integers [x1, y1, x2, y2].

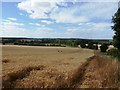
[[1, 0, 119, 39]]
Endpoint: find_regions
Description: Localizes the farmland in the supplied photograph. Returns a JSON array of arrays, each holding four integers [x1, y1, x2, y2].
[[2, 45, 119, 89], [2, 1, 120, 89], [2, 45, 94, 88]]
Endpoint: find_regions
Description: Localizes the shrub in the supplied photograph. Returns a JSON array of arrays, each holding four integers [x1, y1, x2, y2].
[[14, 43, 18, 45], [2, 43, 5, 45], [100, 44, 108, 52], [86, 43, 98, 50], [80, 43, 86, 48], [87, 42, 94, 49], [107, 48, 120, 60], [94, 44, 98, 50]]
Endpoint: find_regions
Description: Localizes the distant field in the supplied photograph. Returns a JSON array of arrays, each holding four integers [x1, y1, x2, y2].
[[2, 45, 94, 88]]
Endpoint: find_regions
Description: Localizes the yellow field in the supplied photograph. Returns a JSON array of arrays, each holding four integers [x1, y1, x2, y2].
[[2, 45, 119, 88], [2, 45, 94, 88]]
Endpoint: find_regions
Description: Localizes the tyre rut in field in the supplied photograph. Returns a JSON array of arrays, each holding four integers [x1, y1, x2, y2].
[[2, 65, 45, 89], [76, 55, 103, 88], [67, 56, 93, 88], [72, 55, 119, 88]]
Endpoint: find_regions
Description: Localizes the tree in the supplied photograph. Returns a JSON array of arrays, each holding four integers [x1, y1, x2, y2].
[[112, 8, 120, 50], [80, 43, 86, 48], [100, 44, 108, 52], [87, 42, 94, 49], [94, 44, 98, 50], [2, 42, 5, 45]]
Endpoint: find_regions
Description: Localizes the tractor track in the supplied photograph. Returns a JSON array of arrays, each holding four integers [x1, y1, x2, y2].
[[2, 55, 119, 89]]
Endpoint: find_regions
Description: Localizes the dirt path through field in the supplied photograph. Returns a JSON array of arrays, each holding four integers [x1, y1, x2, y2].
[[69, 55, 119, 88]]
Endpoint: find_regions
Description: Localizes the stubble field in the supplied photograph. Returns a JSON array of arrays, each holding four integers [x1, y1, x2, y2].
[[2, 45, 94, 88]]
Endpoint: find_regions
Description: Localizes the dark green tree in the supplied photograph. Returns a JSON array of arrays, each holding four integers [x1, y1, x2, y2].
[[80, 43, 86, 48], [87, 42, 94, 49], [94, 44, 98, 50], [100, 44, 108, 52], [112, 8, 120, 50]]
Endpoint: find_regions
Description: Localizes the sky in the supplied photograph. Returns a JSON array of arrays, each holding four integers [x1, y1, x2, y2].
[[0, 0, 119, 39]]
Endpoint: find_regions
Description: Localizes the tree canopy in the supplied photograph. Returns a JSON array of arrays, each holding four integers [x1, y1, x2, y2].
[[112, 8, 120, 50]]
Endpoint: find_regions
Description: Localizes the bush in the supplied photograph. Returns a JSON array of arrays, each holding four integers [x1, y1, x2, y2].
[[87, 42, 94, 49], [80, 43, 86, 48], [2, 43, 5, 45], [100, 44, 108, 52], [86, 43, 98, 50], [107, 48, 120, 60], [14, 43, 18, 45], [94, 44, 98, 50]]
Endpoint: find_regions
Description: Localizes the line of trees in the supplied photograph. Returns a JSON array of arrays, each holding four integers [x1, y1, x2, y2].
[[2, 38, 112, 52], [80, 42, 110, 52], [80, 42, 98, 50]]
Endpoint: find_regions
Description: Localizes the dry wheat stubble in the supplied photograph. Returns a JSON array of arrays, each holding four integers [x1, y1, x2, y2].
[[2, 45, 95, 88]]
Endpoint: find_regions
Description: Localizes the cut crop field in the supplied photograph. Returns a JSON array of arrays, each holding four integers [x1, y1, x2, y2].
[[2, 45, 119, 89], [2, 45, 94, 88]]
